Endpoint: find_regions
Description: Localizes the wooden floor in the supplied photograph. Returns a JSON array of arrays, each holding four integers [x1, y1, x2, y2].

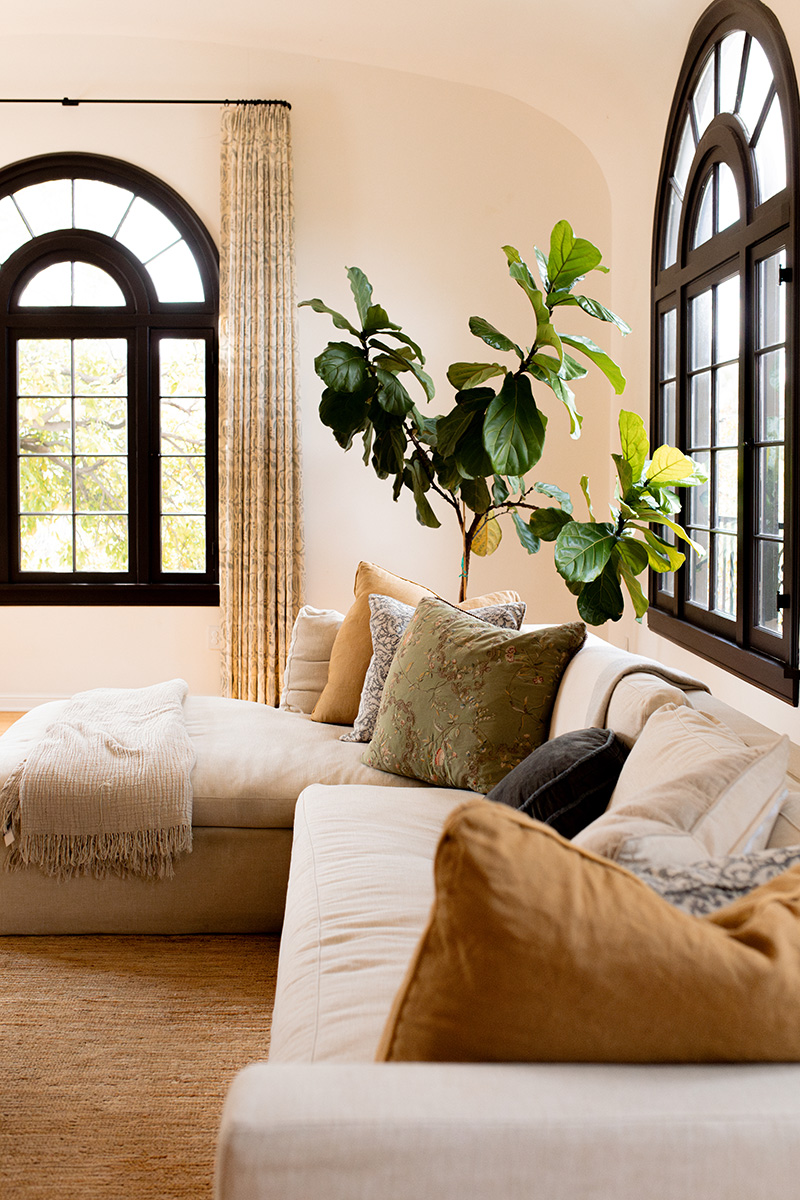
[[0, 712, 22, 735]]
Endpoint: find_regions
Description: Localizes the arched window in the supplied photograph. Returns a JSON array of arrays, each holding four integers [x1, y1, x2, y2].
[[0, 153, 219, 604], [650, 0, 799, 702]]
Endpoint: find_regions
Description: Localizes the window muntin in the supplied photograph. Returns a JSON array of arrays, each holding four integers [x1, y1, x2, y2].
[[651, 1, 798, 701], [0, 153, 219, 604]]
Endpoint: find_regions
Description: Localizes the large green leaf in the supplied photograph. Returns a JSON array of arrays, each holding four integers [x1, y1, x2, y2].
[[617, 409, 649, 482], [409, 459, 441, 528], [502, 245, 541, 307], [547, 292, 631, 335], [533, 481, 573, 514], [375, 368, 415, 416], [468, 316, 524, 359], [375, 328, 426, 364], [446, 362, 507, 391], [432, 450, 463, 492], [347, 267, 373, 326], [651, 514, 706, 557], [577, 562, 624, 625], [612, 452, 634, 497], [643, 529, 685, 572], [529, 506, 572, 541], [534, 245, 550, 291], [615, 535, 650, 575], [370, 339, 435, 400], [315, 342, 369, 393], [298, 297, 358, 336], [319, 388, 369, 449], [460, 476, 491, 514], [646, 445, 707, 487], [561, 334, 626, 394], [492, 476, 509, 505], [545, 371, 582, 438], [559, 352, 589, 381], [363, 304, 401, 334], [580, 475, 595, 521], [547, 221, 606, 295], [617, 559, 649, 621], [512, 511, 541, 554], [435, 392, 492, 459], [483, 373, 547, 476], [372, 426, 407, 478], [554, 520, 616, 582], [455, 422, 495, 479]]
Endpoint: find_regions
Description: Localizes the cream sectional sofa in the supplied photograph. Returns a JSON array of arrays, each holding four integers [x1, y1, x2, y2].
[[214, 638, 800, 1200]]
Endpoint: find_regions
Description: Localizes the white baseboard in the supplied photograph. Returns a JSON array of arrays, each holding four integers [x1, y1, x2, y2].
[[0, 694, 68, 711]]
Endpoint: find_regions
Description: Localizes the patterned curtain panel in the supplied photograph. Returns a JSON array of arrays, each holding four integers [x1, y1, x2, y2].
[[219, 103, 305, 704]]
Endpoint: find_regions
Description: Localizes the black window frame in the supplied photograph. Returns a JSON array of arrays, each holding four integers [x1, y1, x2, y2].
[[649, 0, 799, 703], [0, 152, 219, 606]]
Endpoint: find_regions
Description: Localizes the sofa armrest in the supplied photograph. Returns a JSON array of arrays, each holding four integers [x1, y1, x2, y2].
[[215, 1061, 800, 1200]]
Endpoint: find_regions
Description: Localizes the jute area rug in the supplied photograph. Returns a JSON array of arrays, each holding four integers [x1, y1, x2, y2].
[[0, 935, 279, 1200]]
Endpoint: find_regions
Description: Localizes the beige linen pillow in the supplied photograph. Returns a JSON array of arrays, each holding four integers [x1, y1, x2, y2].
[[377, 800, 800, 1063], [280, 606, 345, 714], [573, 704, 789, 867], [311, 561, 521, 726]]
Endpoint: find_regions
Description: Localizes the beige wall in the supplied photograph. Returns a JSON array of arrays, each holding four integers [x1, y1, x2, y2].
[[0, 34, 610, 704]]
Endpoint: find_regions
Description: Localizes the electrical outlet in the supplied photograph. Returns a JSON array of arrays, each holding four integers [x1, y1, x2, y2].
[[207, 625, 222, 650]]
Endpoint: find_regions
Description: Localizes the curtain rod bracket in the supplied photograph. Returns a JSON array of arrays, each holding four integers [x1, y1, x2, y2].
[[61, 97, 79, 107]]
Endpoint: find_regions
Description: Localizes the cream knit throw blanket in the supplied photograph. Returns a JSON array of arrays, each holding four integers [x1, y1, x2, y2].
[[0, 680, 195, 880]]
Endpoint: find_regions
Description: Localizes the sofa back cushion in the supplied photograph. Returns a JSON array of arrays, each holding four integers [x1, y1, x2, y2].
[[281, 606, 345, 715]]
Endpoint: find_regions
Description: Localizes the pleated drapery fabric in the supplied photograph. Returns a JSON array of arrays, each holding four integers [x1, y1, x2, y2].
[[219, 103, 305, 704]]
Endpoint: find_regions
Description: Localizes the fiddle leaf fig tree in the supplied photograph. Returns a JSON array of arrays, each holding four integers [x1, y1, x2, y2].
[[300, 220, 705, 623]]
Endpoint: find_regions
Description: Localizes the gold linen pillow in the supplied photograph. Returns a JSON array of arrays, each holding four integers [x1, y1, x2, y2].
[[377, 799, 800, 1063], [311, 561, 520, 726]]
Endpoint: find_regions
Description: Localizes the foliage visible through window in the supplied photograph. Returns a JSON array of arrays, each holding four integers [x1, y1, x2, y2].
[[0, 154, 218, 604], [650, 1, 798, 702]]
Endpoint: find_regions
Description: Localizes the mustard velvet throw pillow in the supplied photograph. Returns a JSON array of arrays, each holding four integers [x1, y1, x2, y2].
[[362, 598, 586, 793], [377, 800, 800, 1064]]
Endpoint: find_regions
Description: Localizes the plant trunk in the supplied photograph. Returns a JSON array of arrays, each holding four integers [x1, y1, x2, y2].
[[459, 530, 471, 603]]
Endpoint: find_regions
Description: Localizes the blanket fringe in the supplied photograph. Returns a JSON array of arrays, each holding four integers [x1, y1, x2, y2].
[[4, 824, 193, 881]]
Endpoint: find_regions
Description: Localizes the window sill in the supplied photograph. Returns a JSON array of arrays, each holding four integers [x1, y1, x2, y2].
[[647, 608, 797, 704], [0, 582, 220, 606]]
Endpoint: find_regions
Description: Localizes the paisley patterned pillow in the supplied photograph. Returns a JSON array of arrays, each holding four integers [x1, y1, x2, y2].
[[362, 597, 585, 793], [340, 594, 526, 744], [632, 845, 800, 916]]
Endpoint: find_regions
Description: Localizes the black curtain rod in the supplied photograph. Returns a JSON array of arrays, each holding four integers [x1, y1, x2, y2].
[[0, 97, 291, 108]]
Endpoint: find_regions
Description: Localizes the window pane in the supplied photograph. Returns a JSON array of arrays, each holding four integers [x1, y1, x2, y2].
[[74, 396, 127, 454], [758, 250, 786, 347], [719, 30, 746, 113], [688, 528, 710, 608], [716, 362, 739, 445], [73, 179, 133, 237], [116, 197, 181, 262], [13, 180, 72, 236], [690, 371, 711, 447], [161, 516, 205, 573], [716, 274, 740, 362], [19, 262, 71, 306], [75, 515, 128, 572], [74, 456, 128, 513], [674, 117, 695, 194], [146, 240, 205, 302], [661, 381, 676, 446], [715, 449, 738, 529], [717, 162, 740, 231], [713, 533, 737, 617], [690, 290, 712, 369], [19, 457, 72, 512], [663, 188, 681, 268], [689, 452, 711, 526], [756, 539, 783, 635], [74, 339, 127, 397], [0, 195, 32, 264], [161, 394, 205, 455], [693, 173, 714, 247], [161, 457, 205, 513], [758, 349, 785, 442], [754, 95, 787, 203], [18, 397, 71, 454], [693, 52, 716, 137], [160, 338, 206, 396], [738, 37, 773, 136], [758, 445, 784, 535], [18, 339, 71, 396], [73, 263, 126, 306], [19, 514, 72, 572], [660, 309, 677, 379]]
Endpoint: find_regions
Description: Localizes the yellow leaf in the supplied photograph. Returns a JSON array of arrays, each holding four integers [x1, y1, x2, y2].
[[646, 445, 697, 485], [471, 515, 502, 557]]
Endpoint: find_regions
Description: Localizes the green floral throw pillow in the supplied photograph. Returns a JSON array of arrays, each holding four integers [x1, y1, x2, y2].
[[362, 597, 586, 793]]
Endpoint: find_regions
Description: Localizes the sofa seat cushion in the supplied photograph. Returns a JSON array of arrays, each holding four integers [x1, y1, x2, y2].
[[0, 698, 432, 832], [269, 784, 473, 1063]]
